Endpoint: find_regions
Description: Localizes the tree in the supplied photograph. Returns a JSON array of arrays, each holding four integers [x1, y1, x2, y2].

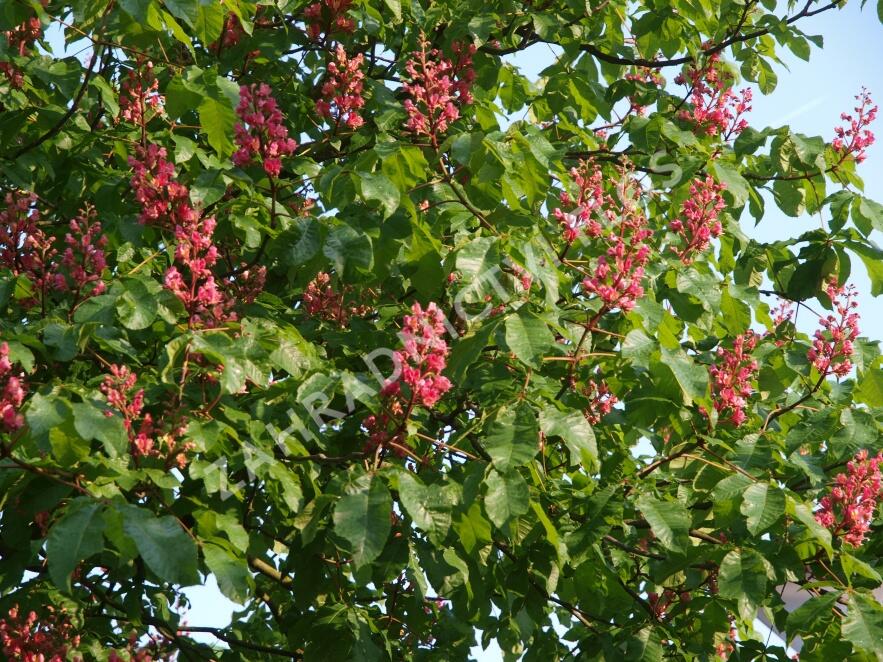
[[1, 0, 883, 659]]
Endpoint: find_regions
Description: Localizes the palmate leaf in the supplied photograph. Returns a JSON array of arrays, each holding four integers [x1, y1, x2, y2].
[[333, 474, 392, 569]]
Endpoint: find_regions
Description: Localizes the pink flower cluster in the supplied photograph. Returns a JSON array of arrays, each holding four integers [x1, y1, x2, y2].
[[363, 303, 452, 453], [233, 83, 298, 178], [669, 176, 726, 264], [403, 36, 475, 147], [316, 44, 366, 131], [832, 89, 877, 164], [0, 342, 27, 433], [808, 279, 859, 378], [1, 16, 41, 88], [0, 191, 54, 301], [553, 160, 605, 243], [58, 208, 108, 299], [302, 271, 370, 326], [304, 0, 355, 41], [816, 449, 883, 547], [216, 13, 245, 50], [0, 605, 79, 662], [128, 144, 195, 228], [101, 364, 191, 468], [709, 331, 758, 426], [129, 145, 236, 327], [675, 54, 752, 139], [0, 192, 107, 308], [584, 378, 617, 425], [578, 169, 653, 313], [118, 60, 164, 126]]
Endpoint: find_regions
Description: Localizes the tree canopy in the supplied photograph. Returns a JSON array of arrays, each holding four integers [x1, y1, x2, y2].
[[2, 0, 883, 659]]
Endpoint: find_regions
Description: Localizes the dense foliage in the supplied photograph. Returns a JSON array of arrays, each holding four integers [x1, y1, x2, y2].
[[3, 0, 883, 659]]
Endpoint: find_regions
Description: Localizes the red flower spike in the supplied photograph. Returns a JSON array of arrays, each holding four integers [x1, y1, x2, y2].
[[816, 449, 883, 548], [709, 331, 759, 426]]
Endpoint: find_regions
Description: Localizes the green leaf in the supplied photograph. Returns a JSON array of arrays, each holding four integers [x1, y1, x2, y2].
[[785, 590, 841, 640], [853, 196, 883, 234], [359, 172, 400, 219], [164, 0, 198, 26], [198, 96, 236, 157], [116, 277, 159, 330], [855, 360, 883, 406], [47, 499, 105, 591], [324, 224, 374, 275], [397, 472, 453, 545], [119, 505, 199, 585], [710, 161, 749, 206], [504, 308, 554, 368], [203, 542, 253, 604], [717, 549, 772, 617], [740, 481, 785, 535], [842, 592, 883, 657], [483, 402, 538, 472], [71, 402, 128, 457], [660, 347, 708, 406], [539, 407, 597, 468], [636, 494, 690, 554], [788, 496, 833, 558], [484, 469, 530, 529], [333, 474, 391, 569]]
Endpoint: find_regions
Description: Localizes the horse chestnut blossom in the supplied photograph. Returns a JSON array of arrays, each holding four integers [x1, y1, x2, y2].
[[815, 449, 883, 548], [316, 44, 366, 131], [363, 303, 452, 452], [832, 89, 877, 164], [553, 160, 606, 244], [130, 144, 236, 326], [0, 342, 27, 433], [709, 331, 758, 426], [302, 271, 370, 326], [1, 16, 42, 88], [58, 208, 108, 300], [579, 168, 653, 313], [101, 365, 192, 468], [233, 84, 298, 178], [675, 53, 752, 138], [304, 0, 355, 41], [808, 279, 859, 378], [118, 60, 164, 126], [0, 605, 79, 661], [584, 378, 617, 424], [403, 36, 476, 147], [669, 176, 726, 264], [129, 144, 197, 229]]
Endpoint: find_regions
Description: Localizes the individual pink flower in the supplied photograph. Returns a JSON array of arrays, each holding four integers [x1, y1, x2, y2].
[[816, 449, 883, 547], [316, 44, 366, 131], [363, 303, 452, 453], [304, 0, 355, 41], [0, 342, 27, 433], [403, 35, 475, 148], [709, 331, 758, 426], [807, 279, 859, 378], [675, 52, 751, 139], [832, 89, 877, 164], [669, 176, 726, 264], [232, 84, 298, 178], [118, 60, 164, 126]]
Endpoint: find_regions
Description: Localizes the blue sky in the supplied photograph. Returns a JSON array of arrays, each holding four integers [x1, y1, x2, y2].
[[40, 1, 883, 658]]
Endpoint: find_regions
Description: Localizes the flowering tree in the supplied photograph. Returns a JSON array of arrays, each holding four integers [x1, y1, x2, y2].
[[4, 0, 883, 659]]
